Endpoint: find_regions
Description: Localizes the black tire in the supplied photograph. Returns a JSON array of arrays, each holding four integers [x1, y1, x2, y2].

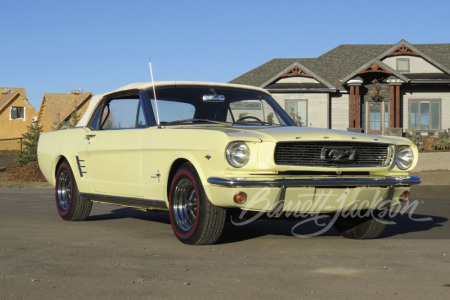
[[55, 160, 92, 221], [169, 163, 226, 245], [333, 210, 387, 239]]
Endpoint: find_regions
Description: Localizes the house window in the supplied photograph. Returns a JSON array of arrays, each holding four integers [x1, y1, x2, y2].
[[10, 107, 25, 120], [396, 58, 410, 72], [385, 102, 389, 130], [409, 100, 441, 130], [285, 99, 307, 126]]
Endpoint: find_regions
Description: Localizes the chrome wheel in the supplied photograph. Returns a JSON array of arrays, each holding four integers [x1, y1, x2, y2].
[[56, 167, 72, 214], [169, 163, 226, 245], [172, 177, 198, 233], [55, 161, 92, 221]]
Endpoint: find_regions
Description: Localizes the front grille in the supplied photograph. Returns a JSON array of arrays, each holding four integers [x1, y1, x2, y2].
[[274, 142, 392, 167]]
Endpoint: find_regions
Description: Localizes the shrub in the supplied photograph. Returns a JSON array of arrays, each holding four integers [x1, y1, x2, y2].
[[14, 122, 43, 167], [406, 128, 419, 146], [432, 138, 450, 151]]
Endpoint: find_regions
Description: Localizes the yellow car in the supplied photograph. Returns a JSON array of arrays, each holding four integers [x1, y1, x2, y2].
[[38, 82, 421, 244]]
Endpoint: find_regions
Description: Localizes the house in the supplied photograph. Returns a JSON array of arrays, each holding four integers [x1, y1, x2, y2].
[[230, 40, 450, 139], [36, 89, 93, 133], [0, 87, 38, 150]]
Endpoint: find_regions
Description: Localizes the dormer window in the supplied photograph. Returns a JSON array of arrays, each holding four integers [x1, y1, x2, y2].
[[396, 58, 410, 72], [11, 107, 25, 120]]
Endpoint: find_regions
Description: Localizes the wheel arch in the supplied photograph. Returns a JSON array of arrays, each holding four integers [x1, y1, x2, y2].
[[166, 158, 190, 199], [164, 153, 219, 205], [53, 155, 79, 185]]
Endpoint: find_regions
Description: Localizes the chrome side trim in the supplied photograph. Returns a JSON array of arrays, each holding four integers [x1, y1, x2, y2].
[[80, 193, 168, 210], [207, 175, 422, 188], [76, 156, 87, 177]]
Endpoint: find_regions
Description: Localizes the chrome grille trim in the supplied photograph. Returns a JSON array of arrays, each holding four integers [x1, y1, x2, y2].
[[274, 142, 393, 167]]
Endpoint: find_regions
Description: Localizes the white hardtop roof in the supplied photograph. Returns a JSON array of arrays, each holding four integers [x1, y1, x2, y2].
[[77, 81, 268, 127], [109, 81, 267, 94]]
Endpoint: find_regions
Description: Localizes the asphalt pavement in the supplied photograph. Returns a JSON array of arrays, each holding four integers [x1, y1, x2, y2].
[[0, 187, 449, 299]]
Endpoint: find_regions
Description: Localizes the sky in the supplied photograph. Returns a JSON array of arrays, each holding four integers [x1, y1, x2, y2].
[[2, 0, 450, 110]]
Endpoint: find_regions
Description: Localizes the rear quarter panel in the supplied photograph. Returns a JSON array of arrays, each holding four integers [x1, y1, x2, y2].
[[38, 128, 89, 190]]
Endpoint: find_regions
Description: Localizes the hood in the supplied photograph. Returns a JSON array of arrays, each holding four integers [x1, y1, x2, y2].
[[182, 125, 412, 145]]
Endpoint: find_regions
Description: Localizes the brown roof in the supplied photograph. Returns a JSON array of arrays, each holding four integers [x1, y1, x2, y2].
[[37, 92, 93, 131], [0, 87, 28, 113]]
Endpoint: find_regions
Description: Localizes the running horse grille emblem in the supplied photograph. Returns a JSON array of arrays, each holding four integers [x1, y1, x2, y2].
[[320, 147, 356, 162]]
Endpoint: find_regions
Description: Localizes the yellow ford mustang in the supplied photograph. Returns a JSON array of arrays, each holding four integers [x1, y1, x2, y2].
[[38, 82, 421, 244]]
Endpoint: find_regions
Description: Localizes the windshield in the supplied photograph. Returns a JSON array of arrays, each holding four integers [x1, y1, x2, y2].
[[146, 86, 295, 126]]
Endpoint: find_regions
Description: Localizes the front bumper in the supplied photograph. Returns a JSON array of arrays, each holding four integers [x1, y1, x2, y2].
[[207, 175, 422, 188], [206, 175, 421, 212]]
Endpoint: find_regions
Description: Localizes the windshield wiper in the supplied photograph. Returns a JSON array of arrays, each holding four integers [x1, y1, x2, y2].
[[162, 119, 231, 126]]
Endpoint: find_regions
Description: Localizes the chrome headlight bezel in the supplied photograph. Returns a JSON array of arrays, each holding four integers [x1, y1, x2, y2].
[[395, 146, 414, 170], [226, 141, 250, 168]]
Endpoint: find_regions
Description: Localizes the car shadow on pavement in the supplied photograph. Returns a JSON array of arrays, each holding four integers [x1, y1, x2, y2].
[[87, 208, 171, 225], [381, 213, 448, 238], [86, 208, 448, 243], [218, 213, 448, 244]]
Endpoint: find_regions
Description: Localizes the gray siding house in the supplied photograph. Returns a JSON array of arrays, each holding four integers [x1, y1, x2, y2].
[[230, 40, 450, 138]]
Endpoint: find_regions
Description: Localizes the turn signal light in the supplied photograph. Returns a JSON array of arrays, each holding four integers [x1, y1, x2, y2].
[[399, 191, 410, 203], [233, 192, 247, 204]]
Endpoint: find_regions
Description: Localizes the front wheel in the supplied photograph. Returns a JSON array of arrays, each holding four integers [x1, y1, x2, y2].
[[169, 163, 226, 245], [333, 210, 387, 239], [55, 160, 92, 221]]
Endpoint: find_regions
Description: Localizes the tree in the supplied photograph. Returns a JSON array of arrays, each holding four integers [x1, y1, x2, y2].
[[52, 108, 80, 130], [51, 112, 63, 131], [69, 108, 80, 127], [15, 121, 43, 167]]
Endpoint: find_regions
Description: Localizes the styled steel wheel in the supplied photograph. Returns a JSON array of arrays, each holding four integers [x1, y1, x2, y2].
[[169, 163, 226, 245], [172, 176, 199, 234], [55, 160, 92, 221], [56, 166, 72, 215]]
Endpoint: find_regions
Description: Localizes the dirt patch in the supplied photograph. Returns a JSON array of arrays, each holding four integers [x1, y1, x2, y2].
[[0, 151, 16, 168], [0, 162, 51, 188]]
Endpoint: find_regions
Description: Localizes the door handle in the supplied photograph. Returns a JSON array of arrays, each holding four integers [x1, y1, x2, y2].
[[85, 134, 96, 141]]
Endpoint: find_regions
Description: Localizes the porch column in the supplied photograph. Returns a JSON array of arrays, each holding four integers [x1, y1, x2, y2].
[[347, 78, 363, 131], [390, 85, 395, 128], [355, 85, 361, 129], [387, 77, 404, 135], [349, 85, 355, 128], [395, 85, 401, 128]]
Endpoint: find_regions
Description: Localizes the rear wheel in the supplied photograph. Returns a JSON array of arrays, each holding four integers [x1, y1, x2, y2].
[[333, 210, 387, 239], [55, 160, 92, 221], [169, 163, 226, 245]]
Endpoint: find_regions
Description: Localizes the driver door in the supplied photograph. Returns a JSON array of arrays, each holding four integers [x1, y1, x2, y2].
[[86, 96, 147, 197]]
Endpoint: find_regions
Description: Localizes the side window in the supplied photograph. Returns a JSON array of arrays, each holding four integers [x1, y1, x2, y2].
[[137, 103, 147, 128], [89, 97, 147, 130]]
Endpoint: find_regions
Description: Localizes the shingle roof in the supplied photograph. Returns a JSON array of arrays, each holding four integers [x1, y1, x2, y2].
[[37, 92, 93, 131], [230, 58, 300, 87], [0, 87, 28, 113], [230, 41, 450, 90]]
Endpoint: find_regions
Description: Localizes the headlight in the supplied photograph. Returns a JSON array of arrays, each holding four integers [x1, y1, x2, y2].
[[395, 146, 413, 170], [226, 141, 250, 168]]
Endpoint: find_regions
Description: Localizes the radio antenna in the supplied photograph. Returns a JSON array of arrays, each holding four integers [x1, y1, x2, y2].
[[148, 57, 161, 128]]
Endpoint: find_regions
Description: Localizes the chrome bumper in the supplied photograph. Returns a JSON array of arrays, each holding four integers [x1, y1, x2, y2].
[[207, 175, 422, 188]]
